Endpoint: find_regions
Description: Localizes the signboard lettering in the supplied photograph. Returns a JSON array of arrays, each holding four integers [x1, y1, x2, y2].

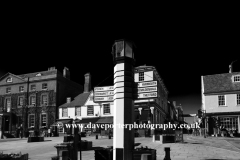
[[136, 92, 157, 99], [94, 86, 114, 91], [94, 96, 114, 102], [94, 86, 114, 102], [137, 81, 157, 88], [136, 87, 157, 93]]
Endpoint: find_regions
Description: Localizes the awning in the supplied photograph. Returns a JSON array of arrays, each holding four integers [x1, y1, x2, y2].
[[76, 117, 100, 124], [96, 117, 113, 124]]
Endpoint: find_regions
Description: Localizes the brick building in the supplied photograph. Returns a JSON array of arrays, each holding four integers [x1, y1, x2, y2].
[[0, 67, 83, 138]]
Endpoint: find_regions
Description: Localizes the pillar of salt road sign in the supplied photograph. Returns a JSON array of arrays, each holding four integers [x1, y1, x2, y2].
[[111, 39, 135, 160]]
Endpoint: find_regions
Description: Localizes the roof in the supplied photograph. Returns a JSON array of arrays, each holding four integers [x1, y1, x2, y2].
[[0, 72, 25, 81], [17, 69, 58, 79], [203, 72, 240, 94], [59, 91, 91, 108]]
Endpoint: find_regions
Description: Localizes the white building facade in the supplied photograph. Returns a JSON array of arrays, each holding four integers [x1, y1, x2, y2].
[[201, 71, 240, 134]]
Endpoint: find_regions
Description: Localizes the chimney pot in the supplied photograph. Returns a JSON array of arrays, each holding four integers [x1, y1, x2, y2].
[[63, 67, 70, 79], [229, 64, 232, 73], [67, 97, 71, 103]]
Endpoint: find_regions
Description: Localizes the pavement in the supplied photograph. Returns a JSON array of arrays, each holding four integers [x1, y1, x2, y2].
[[0, 134, 240, 160]]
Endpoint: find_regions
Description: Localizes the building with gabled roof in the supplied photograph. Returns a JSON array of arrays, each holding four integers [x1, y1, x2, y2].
[[201, 68, 240, 135], [57, 73, 114, 134]]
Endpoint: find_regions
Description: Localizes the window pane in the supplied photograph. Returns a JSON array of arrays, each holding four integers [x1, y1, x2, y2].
[[42, 95, 48, 105], [103, 104, 110, 114], [87, 106, 94, 115]]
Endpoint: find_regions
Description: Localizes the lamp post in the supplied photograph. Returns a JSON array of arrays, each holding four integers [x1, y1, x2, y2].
[[112, 39, 135, 160]]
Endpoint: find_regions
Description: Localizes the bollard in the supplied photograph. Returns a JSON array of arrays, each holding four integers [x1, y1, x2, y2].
[[96, 134, 98, 139], [109, 135, 111, 139], [164, 147, 171, 160]]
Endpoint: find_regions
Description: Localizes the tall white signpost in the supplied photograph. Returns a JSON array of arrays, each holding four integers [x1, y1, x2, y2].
[[112, 39, 135, 160]]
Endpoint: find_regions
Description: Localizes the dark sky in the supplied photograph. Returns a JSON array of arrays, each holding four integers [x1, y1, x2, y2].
[[1, 9, 239, 123]]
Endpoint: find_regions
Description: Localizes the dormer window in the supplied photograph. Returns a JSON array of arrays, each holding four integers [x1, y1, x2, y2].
[[6, 77, 12, 83], [233, 75, 240, 82]]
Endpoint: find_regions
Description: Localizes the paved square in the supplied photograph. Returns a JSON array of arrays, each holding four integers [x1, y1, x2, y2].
[[0, 135, 240, 160]]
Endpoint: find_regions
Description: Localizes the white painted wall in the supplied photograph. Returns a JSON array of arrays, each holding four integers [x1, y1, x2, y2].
[[205, 94, 240, 113], [59, 91, 114, 119], [134, 71, 153, 82]]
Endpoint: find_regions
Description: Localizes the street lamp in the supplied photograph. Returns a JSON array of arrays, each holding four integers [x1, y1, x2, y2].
[[112, 39, 135, 160], [111, 39, 135, 64]]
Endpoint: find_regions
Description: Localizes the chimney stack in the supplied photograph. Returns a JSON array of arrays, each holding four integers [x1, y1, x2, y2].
[[67, 97, 71, 103], [63, 67, 70, 79], [84, 73, 91, 93], [229, 64, 232, 73]]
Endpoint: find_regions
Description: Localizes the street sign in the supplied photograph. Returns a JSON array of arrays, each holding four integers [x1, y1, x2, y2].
[[135, 92, 157, 99], [94, 91, 114, 97], [137, 81, 157, 88], [94, 86, 114, 102], [94, 96, 114, 102], [135, 86, 157, 93], [94, 86, 114, 91]]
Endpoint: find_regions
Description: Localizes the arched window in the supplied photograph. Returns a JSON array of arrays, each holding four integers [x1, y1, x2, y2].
[[6, 77, 12, 82]]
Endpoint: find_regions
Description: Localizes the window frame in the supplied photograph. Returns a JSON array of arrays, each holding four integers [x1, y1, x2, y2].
[[139, 72, 144, 82], [40, 113, 47, 127], [103, 104, 111, 114], [31, 84, 36, 91], [28, 114, 35, 128], [218, 95, 226, 106], [6, 77, 12, 83], [19, 86, 24, 92], [87, 105, 94, 116], [18, 96, 24, 107], [29, 95, 36, 106], [75, 107, 81, 116], [41, 94, 48, 106], [237, 94, 240, 106], [42, 83, 48, 90], [5, 97, 11, 112], [6, 87, 11, 94], [62, 108, 68, 117], [233, 75, 240, 82]]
